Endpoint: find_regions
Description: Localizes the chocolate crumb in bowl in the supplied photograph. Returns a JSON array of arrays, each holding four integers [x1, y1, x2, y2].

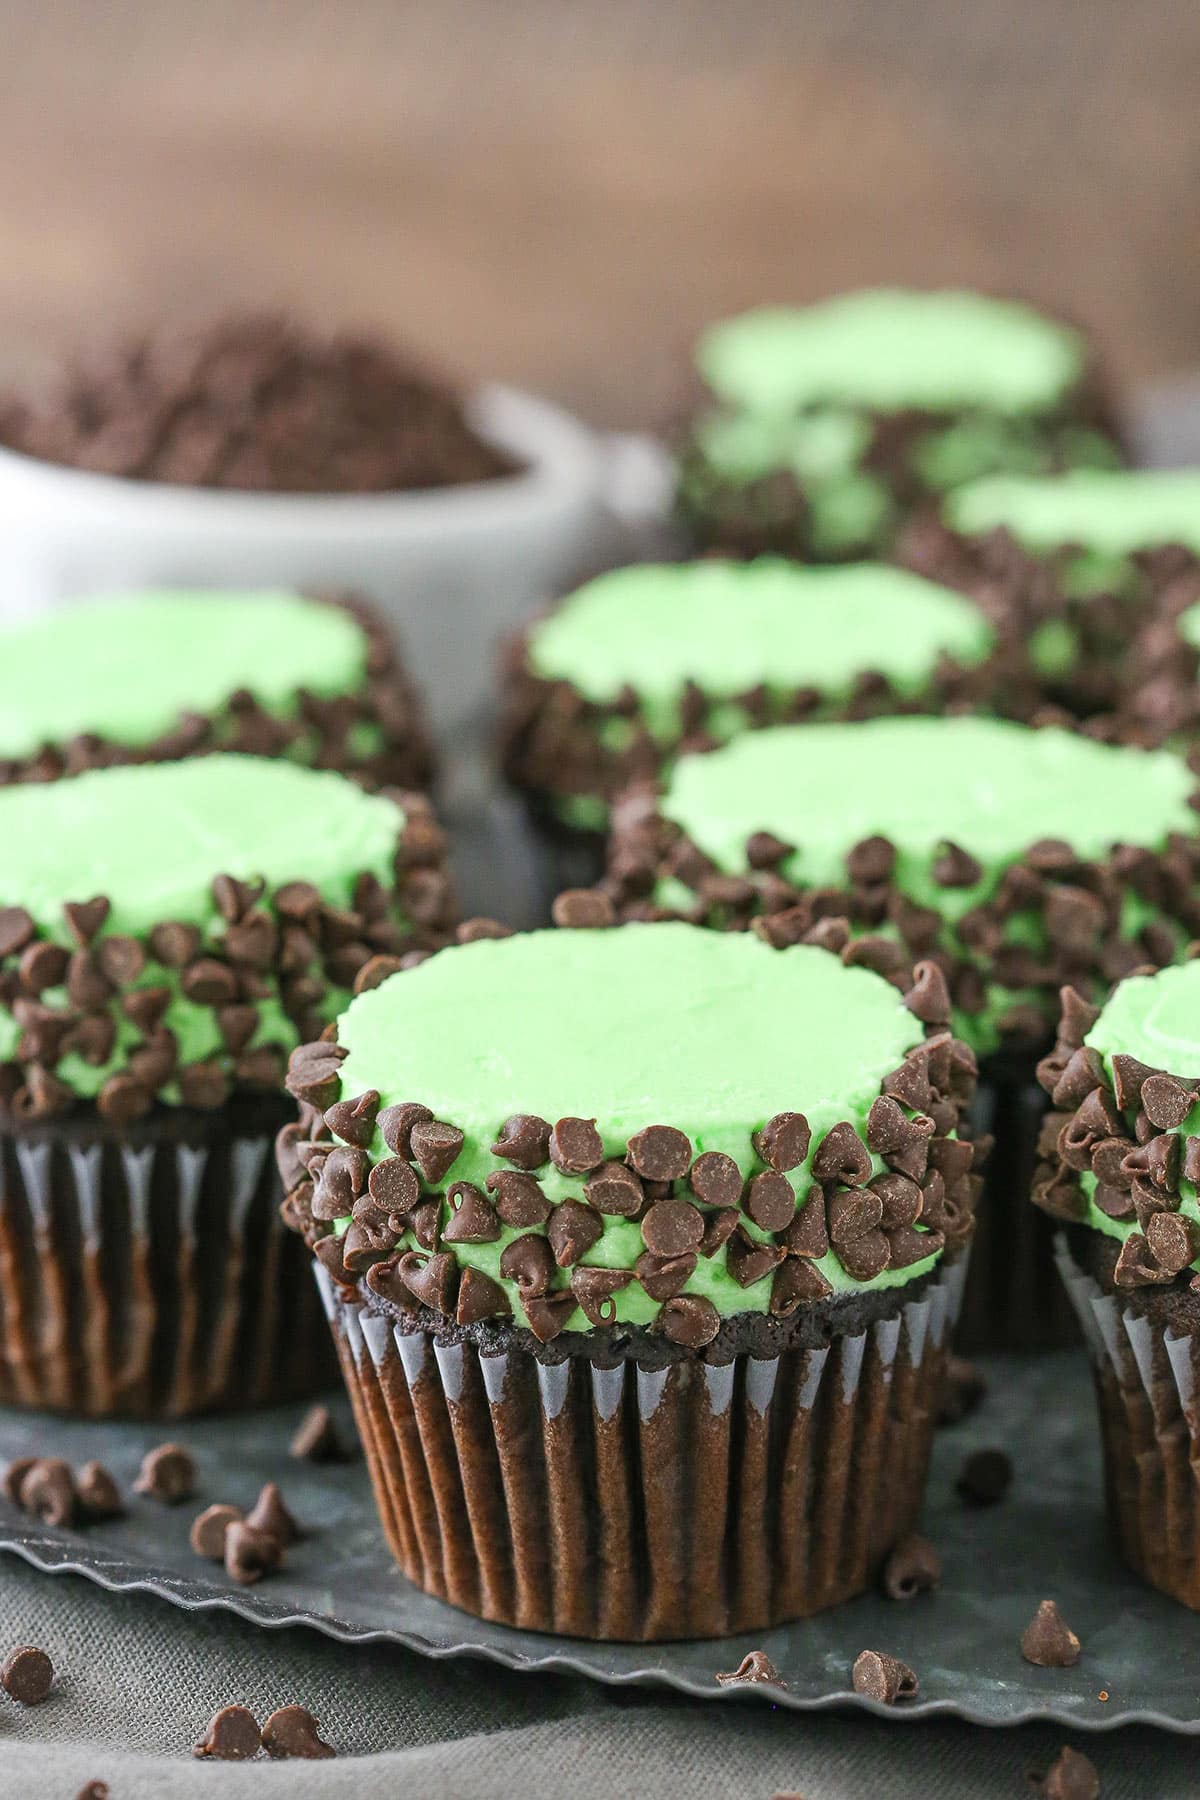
[[261, 1703, 336, 1760], [881, 1534, 942, 1601], [190, 1503, 243, 1561], [714, 1651, 785, 1687], [956, 1446, 1013, 1507], [75, 1461, 122, 1520], [224, 1520, 284, 1585], [0, 314, 517, 493], [1, 1644, 54, 1705], [850, 1649, 919, 1704], [193, 1703, 262, 1761], [1029, 1744, 1101, 1798], [133, 1444, 196, 1506], [1021, 1599, 1082, 1668]]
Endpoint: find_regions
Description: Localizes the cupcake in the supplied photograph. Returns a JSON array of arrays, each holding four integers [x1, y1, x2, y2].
[[0, 754, 452, 1416], [675, 289, 1123, 561], [500, 556, 1013, 868], [281, 919, 979, 1639], [901, 468, 1200, 722], [1035, 959, 1200, 1608], [0, 589, 432, 791], [603, 715, 1200, 1349]]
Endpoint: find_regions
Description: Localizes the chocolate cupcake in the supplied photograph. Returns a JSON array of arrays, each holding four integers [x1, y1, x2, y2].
[[281, 920, 979, 1639], [0, 589, 431, 791], [501, 556, 1013, 869], [603, 715, 1200, 1348], [901, 468, 1200, 723], [1035, 960, 1200, 1608], [676, 290, 1123, 561], [0, 754, 452, 1416]]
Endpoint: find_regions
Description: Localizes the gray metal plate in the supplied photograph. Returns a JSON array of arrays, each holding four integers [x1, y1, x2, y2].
[[0, 1350, 1195, 1732]]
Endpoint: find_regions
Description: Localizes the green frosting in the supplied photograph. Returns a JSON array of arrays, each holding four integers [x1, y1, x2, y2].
[[527, 559, 993, 737], [695, 291, 1085, 416], [945, 470, 1200, 557], [334, 924, 941, 1330], [0, 591, 367, 760], [1176, 601, 1200, 659]]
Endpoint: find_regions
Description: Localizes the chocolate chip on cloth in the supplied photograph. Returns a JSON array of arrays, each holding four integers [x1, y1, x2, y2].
[[956, 1446, 1013, 1506], [1028, 1745, 1101, 1799], [1021, 1599, 1082, 1668], [850, 1648, 919, 1704], [133, 1443, 196, 1505], [261, 1702, 336, 1759], [714, 1650, 786, 1686], [1, 1644, 54, 1705], [193, 1703, 262, 1761]]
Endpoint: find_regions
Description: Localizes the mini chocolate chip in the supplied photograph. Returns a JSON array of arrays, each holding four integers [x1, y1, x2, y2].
[[1032, 1745, 1100, 1800], [640, 1197, 705, 1257], [456, 1266, 512, 1325], [96, 1072, 154, 1125], [635, 1250, 697, 1301], [375, 1100, 433, 1156], [76, 1461, 122, 1520], [486, 1170, 552, 1227], [0, 907, 35, 957], [223, 911, 277, 968], [1059, 985, 1101, 1049], [752, 1111, 812, 1173], [245, 1481, 299, 1547], [96, 934, 145, 986], [22, 1458, 77, 1526], [442, 1181, 501, 1243], [584, 1160, 645, 1216], [354, 953, 406, 994], [491, 1113, 552, 1168], [937, 1355, 988, 1426], [19, 940, 69, 992], [1146, 1209, 1198, 1275], [626, 1124, 692, 1181], [2, 1458, 35, 1506], [904, 960, 952, 1025], [285, 1041, 348, 1109], [570, 1265, 633, 1326], [63, 896, 111, 944], [770, 1255, 833, 1313], [743, 1170, 795, 1232], [689, 1151, 743, 1208], [551, 888, 615, 928], [1021, 1599, 1081, 1668], [133, 1443, 196, 1505], [180, 957, 239, 1005], [290, 1404, 345, 1463], [851, 1649, 919, 1704], [957, 1446, 1012, 1506], [700, 1207, 740, 1256], [1141, 1072, 1198, 1129], [1113, 1229, 1174, 1286], [726, 1227, 786, 1287], [715, 1649, 785, 1686], [149, 920, 201, 967], [409, 1119, 464, 1184], [882, 1533, 941, 1600], [782, 1188, 829, 1258], [275, 880, 322, 922], [549, 1116, 604, 1173], [523, 1290, 579, 1342], [261, 1703, 336, 1760], [193, 1703, 262, 1761], [499, 1233, 556, 1297], [398, 1250, 459, 1314], [827, 1186, 884, 1245], [324, 1090, 381, 1148], [811, 1121, 873, 1186], [190, 1503, 244, 1560], [407, 1197, 441, 1250], [75, 1783, 110, 1800], [211, 873, 263, 922], [311, 1147, 368, 1220], [224, 1519, 283, 1584], [1111, 1053, 1155, 1112], [367, 1155, 421, 1216], [658, 1293, 720, 1347], [845, 834, 895, 883], [1, 1645, 53, 1704], [745, 829, 795, 870], [546, 1200, 603, 1268]]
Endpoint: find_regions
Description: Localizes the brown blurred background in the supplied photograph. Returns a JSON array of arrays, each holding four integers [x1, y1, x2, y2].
[[0, 1, 1197, 426]]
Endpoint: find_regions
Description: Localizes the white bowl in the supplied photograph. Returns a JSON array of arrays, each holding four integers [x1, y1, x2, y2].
[[0, 384, 623, 736]]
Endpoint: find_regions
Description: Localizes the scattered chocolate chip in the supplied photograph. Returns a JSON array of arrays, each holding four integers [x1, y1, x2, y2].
[[376, 1101, 433, 1157], [547, 1200, 604, 1267], [956, 1447, 1012, 1506], [261, 1703, 336, 1760], [850, 1648, 919, 1704], [133, 1443, 196, 1505], [714, 1650, 785, 1686], [626, 1124, 692, 1181], [408, 1119, 464, 1184], [551, 888, 615, 928], [689, 1150, 743, 1208], [290, 1404, 344, 1463], [193, 1702, 262, 1760], [21, 1458, 77, 1526], [1, 1645, 53, 1704], [245, 1482, 299, 1547], [1021, 1599, 1081, 1668], [1030, 1744, 1100, 1799], [937, 1356, 988, 1426], [1146, 1209, 1198, 1276], [75, 1461, 122, 1520], [490, 1113, 552, 1169], [224, 1520, 283, 1585], [882, 1533, 941, 1600], [190, 1503, 244, 1561], [752, 1111, 812, 1173]]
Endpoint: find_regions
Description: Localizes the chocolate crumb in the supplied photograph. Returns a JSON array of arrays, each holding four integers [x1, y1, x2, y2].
[[937, 1355, 988, 1425], [850, 1648, 919, 1704], [1, 1644, 54, 1704], [193, 1703, 262, 1761], [1021, 1599, 1081, 1668], [715, 1650, 785, 1686], [261, 1703, 336, 1759], [190, 1503, 243, 1561], [1029, 1744, 1100, 1798], [881, 1534, 942, 1601], [290, 1404, 344, 1462], [245, 1482, 299, 1546], [133, 1443, 196, 1505], [224, 1520, 284, 1585], [956, 1446, 1012, 1506]]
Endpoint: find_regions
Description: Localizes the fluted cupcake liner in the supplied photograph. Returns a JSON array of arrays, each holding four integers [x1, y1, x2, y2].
[[1055, 1233, 1200, 1609], [0, 1099, 334, 1417], [315, 1253, 967, 1641]]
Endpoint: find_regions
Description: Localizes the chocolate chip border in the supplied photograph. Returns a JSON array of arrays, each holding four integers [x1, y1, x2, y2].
[[279, 912, 982, 1351], [1033, 976, 1200, 1291], [600, 745, 1200, 1057], [0, 790, 454, 1123], [0, 593, 434, 795]]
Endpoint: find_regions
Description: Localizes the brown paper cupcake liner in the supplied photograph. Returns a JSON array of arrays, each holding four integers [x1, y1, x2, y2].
[[315, 1253, 966, 1641], [1055, 1233, 1200, 1609], [0, 1098, 334, 1418]]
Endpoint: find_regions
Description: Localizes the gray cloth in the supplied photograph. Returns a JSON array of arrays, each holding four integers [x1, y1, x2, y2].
[[0, 1559, 1192, 1798]]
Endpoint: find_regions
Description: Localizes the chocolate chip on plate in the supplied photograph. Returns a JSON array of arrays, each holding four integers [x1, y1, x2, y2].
[[133, 1443, 196, 1505], [21, 1458, 77, 1527], [289, 1403, 345, 1462], [936, 1354, 988, 1425], [74, 1784, 109, 1800], [850, 1649, 919, 1704], [193, 1703, 262, 1761], [956, 1446, 1012, 1506], [261, 1703, 336, 1759], [245, 1482, 299, 1547], [1021, 1599, 1082, 1668], [190, 1504, 244, 1562], [224, 1521, 283, 1585], [75, 1461, 123, 1521], [714, 1650, 785, 1686], [1, 1644, 54, 1704], [881, 1534, 942, 1601]]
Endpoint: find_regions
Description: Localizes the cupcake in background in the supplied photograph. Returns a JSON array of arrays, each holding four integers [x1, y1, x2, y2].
[[0, 754, 453, 1417], [0, 589, 432, 792], [1035, 960, 1200, 1609], [602, 715, 1200, 1349], [900, 468, 1200, 723], [281, 918, 978, 1639], [676, 289, 1123, 561]]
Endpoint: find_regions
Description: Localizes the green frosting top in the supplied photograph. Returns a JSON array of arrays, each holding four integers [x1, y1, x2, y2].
[[332, 924, 942, 1325], [1086, 959, 1200, 1078], [527, 560, 993, 727], [660, 718, 1196, 889], [0, 591, 367, 760], [695, 290, 1085, 417], [1179, 602, 1200, 659], [944, 470, 1200, 556], [0, 754, 403, 936]]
